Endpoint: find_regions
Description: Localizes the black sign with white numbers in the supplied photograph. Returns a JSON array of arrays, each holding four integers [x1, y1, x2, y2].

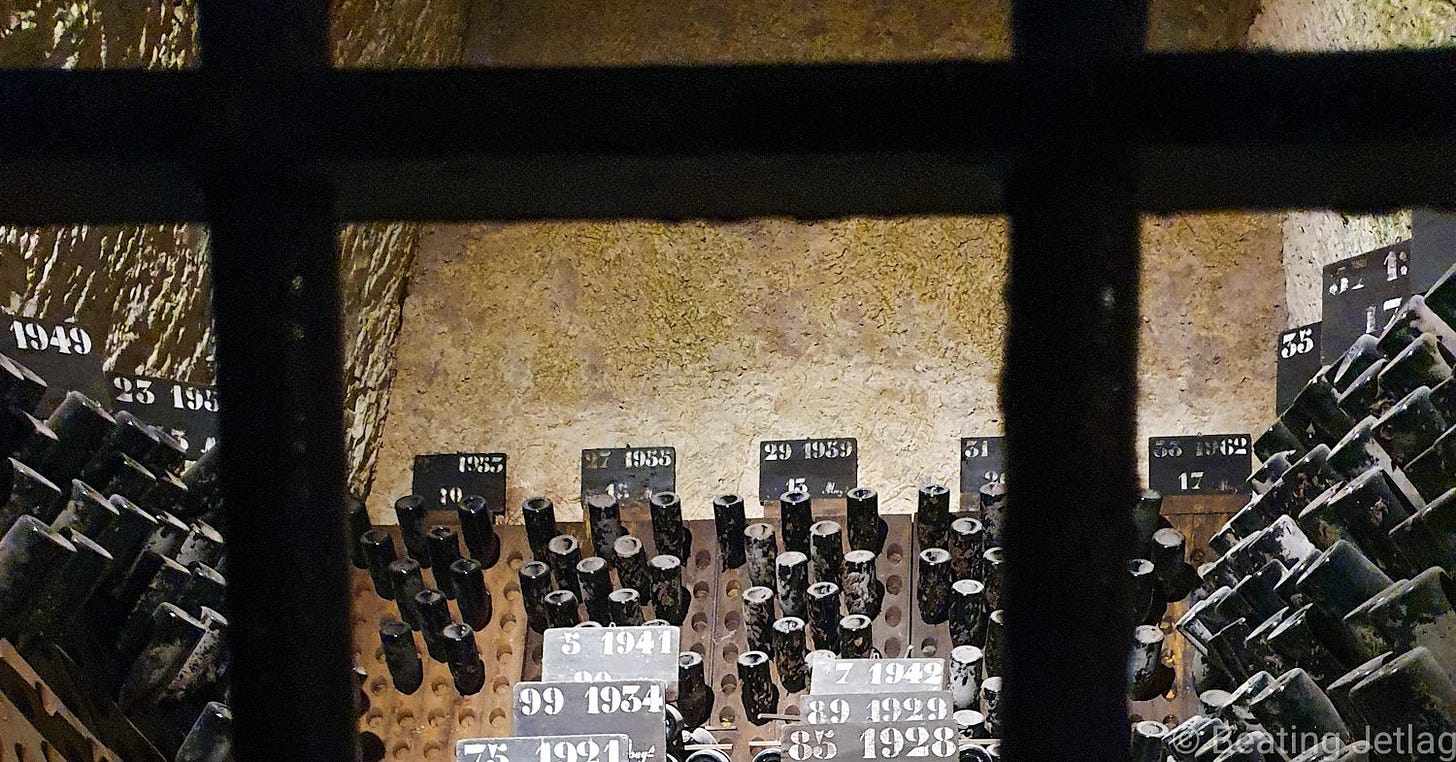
[[1147, 435, 1253, 496], [580, 447, 676, 506], [1321, 243, 1410, 363], [3, 312, 111, 414], [959, 437, 1006, 494], [1276, 322, 1321, 412], [759, 438, 858, 500], [109, 375, 219, 459], [1412, 209, 1456, 293], [412, 453, 507, 514]]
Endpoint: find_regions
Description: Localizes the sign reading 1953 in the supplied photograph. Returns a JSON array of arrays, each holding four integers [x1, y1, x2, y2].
[[109, 375, 219, 459], [412, 452, 507, 513], [759, 438, 858, 500], [3, 313, 111, 414], [1147, 434, 1253, 496], [580, 447, 676, 507]]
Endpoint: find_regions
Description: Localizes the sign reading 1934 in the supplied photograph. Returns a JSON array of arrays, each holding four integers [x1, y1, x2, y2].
[[580, 447, 676, 506], [959, 437, 1005, 494], [412, 452, 507, 514], [1147, 434, 1253, 496], [759, 438, 858, 500]]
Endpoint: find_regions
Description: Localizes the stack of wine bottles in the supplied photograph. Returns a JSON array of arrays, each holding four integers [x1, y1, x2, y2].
[[0, 351, 231, 761], [1148, 264, 1456, 761]]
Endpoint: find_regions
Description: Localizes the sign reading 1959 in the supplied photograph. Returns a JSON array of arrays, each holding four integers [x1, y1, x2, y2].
[[412, 452, 507, 513], [759, 438, 858, 500], [580, 447, 676, 506], [3, 313, 111, 413], [109, 375, 220, 459], [1147, 434, 1253, 496]]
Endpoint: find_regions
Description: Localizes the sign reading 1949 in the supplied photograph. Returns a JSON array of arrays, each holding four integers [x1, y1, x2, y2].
[[1147, 434, 1253, 496], [759, 438, 858, 501], [3, 312, 111, 414]]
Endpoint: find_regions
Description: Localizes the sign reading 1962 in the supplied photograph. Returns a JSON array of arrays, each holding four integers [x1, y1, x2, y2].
[[1147, 434, 1253, 496], [759, 438, 858, 500], [412, 452, 507, 513], [580, 447, 676, 506], [109, 375, 219, 458]]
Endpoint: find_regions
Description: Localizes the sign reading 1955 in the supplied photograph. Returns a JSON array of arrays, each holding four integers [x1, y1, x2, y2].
[[1147, 434, 1253, 496]]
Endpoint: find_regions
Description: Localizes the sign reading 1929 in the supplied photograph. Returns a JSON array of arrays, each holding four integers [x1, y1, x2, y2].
[[580, 447, 676, 506], [1147, 434, 1253, 496], [109, 374, 220, 459], [759, 438, 858, 500], [412, 452, 507, 513]]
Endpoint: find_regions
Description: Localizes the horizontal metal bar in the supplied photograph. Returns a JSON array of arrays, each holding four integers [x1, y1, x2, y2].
[[0, 50, 1451, 223]]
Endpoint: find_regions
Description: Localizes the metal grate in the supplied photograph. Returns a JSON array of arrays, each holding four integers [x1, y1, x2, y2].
[[0, 0, 1452, 758]]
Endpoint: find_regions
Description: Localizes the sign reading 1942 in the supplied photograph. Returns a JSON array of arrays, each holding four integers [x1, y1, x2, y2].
[[3, 312, 111, 414], [1147, 434, 1253, 496], [959, 437, 1005, 494], [580, 447, 676, 506], [412, 452, 507, 514], [109, 374, 219, 459], [759, 438, 858, 501]]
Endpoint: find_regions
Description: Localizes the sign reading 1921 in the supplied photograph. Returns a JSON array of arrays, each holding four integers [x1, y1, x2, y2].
[[3, 312, 111, 414], [1276, 323, 1321, 413], [959, 437, 1005, 494], [1147, 434, 1253, 496], [580, 447, 676, 506], [109, 375, 219, 459], [412, 452, 507, 513], [759, 438, 858, 500]]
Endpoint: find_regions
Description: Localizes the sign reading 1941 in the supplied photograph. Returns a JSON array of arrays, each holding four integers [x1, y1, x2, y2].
[[580, 447, 676, 506], [109, 375, 219, 459], [412, 452, 507, 514], [959, 437, 1005, 494], [759, 438, 858, 500], [1147, 434, 1253, 496], [3, 312, 111, 414]]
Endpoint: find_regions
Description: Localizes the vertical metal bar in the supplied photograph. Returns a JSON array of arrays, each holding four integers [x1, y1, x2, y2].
[[1002, 2, 1147, 760], [197, 2, 354, 759]]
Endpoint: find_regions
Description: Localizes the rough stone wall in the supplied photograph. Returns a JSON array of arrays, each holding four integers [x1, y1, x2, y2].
[[0, 0, 467, 496], [369, 0, 1281, 524], [1246, 0, 1455, 327]]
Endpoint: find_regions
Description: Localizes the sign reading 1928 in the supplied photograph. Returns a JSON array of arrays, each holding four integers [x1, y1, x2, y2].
[[580, 447, 676, 506], [759, 438, 858, 500], [1147, 434, 1253, 496], [109, 374, 219, 459], [412, 452, 507, 513], [3, 312, 111, 414], [959, 437, 1005, 494]]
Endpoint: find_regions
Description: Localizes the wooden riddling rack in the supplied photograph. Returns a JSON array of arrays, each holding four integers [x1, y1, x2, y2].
[[0, 640, 122, 762], [352, 494, 1230, 761], [351, 501, 917, 762]]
